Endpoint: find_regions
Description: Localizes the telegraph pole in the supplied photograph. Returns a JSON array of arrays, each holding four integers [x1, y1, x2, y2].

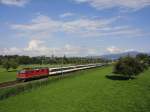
[[61, 55, 64, 77]]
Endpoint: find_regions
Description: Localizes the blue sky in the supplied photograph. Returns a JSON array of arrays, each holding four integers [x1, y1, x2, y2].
[[0, 0, 150, 56]]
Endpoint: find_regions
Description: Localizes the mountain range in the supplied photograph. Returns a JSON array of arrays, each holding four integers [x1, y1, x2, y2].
[[100, 51, 149, 60]]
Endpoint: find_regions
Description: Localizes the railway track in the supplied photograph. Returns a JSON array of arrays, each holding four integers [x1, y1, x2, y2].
[[0, 63, 105, 89], [0, 80, 20, 89]]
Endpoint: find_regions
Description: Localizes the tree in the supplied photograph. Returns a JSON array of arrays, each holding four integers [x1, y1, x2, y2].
[[136, 53, 150, 68], [2, 59, 19, 71], [113, 56, 144, 78], [2, 59, 11, 71], [10, 59, 19, 69]]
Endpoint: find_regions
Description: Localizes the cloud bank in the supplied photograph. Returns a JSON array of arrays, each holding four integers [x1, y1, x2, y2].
[[11, 14, 145, 39], [0, 39, 98, 56], [74, 0, 150, 11], [0, 0, 29, 7], [4, 14, 146, 56]]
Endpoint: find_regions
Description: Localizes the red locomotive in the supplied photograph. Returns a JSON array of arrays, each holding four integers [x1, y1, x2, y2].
[[17, 68, 49, 81]]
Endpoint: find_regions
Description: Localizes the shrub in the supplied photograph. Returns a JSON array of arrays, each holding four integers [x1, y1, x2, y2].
[[114, 56, 144, 78]]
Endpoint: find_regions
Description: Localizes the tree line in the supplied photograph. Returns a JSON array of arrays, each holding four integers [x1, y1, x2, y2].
[[0, 55, 108, 71]]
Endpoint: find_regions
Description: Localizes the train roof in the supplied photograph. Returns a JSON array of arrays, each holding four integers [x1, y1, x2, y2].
[[21, 67, 48, 70]]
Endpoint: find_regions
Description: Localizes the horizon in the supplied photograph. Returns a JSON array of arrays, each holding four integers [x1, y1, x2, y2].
[[0, 50, 148, 58], [0, 0, 150, 56]]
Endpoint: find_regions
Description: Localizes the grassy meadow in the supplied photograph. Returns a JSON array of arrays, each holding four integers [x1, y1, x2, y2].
[[0, 66, 150, 112], [0, 67, 17, 83]]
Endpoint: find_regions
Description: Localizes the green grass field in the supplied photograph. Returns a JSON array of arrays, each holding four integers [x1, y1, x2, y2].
[[0, 67, 17, 83], [0, 66, 150, 112], [0, 64, 72, 83]]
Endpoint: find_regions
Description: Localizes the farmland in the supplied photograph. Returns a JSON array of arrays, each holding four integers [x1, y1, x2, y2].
[[0, 66, 150, 112]]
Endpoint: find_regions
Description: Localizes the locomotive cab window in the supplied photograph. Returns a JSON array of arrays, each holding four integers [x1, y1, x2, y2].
[[19, 70, 26, 74]]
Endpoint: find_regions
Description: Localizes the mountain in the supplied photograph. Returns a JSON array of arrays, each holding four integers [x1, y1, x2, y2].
[[100, 51, 141, 60]]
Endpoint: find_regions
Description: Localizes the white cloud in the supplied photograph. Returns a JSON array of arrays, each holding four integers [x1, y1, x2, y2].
[[73, 0, 150, 11], [0, 0, 29, 7], [11, 14, 145, 39], [8, 14, 148, 56], [0, 39, 99, 56], [106, 46, 136, 54], [25, 39, 46, 51], [107, 46, 122, 54], [11, 15, 61, 39], [12, 15, 59, 31], [60, 12, 75, 18]]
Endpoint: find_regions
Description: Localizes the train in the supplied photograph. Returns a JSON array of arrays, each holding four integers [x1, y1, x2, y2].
[[17, 64, 105, 81], [17, 68, 49, 81]]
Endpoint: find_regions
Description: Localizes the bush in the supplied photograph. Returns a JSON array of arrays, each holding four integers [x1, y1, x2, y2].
[[114, 56, 144, 78]]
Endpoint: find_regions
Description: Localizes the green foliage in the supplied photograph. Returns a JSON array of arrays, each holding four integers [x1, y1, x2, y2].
[[0, 55, 109, 65], [2, 59, 11, 71], [114, 56, 144, 78], [136, 53, 150, 68], [9, 59, 19, 69], [2, 59, 19, 71]]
